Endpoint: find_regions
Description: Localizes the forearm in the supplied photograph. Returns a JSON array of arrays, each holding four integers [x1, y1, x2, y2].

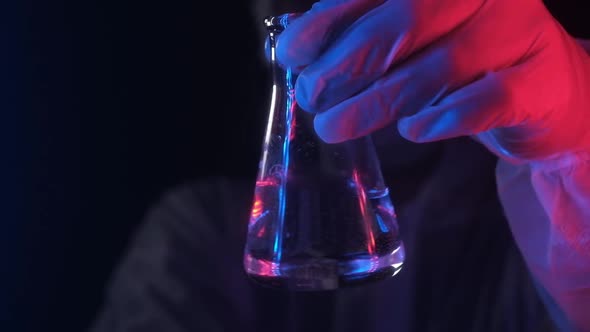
[[496, 153, 590, 331]]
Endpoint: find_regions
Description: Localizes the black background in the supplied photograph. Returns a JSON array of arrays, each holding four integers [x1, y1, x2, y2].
[[4, 1, 588, 331]]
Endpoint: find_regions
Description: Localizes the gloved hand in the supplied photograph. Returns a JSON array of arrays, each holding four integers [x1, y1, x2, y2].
[[275, 0, 590, 163], [275, 2, 590, 330]]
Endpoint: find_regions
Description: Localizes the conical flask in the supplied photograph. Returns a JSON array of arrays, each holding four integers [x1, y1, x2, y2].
[[243, 13, 405, 291]]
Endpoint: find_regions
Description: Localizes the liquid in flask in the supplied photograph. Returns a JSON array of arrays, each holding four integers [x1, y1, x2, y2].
[[243, 13, 405, 291]]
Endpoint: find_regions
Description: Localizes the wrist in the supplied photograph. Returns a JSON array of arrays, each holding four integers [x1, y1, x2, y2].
[[529, 149, 590, 172]]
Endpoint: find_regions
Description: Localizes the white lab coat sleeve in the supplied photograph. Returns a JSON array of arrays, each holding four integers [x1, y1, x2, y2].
[[496, 151, 590, 332]]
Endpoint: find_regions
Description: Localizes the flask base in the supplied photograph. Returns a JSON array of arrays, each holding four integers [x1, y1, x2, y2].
[[244, 244, 404, 291]]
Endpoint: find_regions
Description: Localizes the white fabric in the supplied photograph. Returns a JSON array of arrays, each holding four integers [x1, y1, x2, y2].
[[497, 152, 590, 332]]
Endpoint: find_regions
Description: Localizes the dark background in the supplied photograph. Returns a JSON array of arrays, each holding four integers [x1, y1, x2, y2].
[[4, 1, 588, 331]]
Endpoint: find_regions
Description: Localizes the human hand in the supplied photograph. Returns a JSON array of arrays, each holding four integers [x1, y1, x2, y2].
[[275, 0, 590, 163]]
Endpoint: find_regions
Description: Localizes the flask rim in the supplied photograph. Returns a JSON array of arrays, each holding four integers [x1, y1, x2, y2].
[[264, 13, 302, 33]]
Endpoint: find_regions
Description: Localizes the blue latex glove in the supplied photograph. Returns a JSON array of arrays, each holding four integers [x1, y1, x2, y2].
[[275, 0, 590, 163]]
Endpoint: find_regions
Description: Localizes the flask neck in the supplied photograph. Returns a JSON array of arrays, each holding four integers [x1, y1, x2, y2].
[[265, 13, 301, 83]]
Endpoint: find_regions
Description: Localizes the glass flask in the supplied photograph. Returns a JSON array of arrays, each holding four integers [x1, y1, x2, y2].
[[243, 13, 405, 291]]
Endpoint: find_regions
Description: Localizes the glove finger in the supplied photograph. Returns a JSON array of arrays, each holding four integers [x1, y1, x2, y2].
[[296, 0, 485, 113], [311, 34, 469, 144], [397, 69, 529, 145], [275, 0, 383, 70]]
